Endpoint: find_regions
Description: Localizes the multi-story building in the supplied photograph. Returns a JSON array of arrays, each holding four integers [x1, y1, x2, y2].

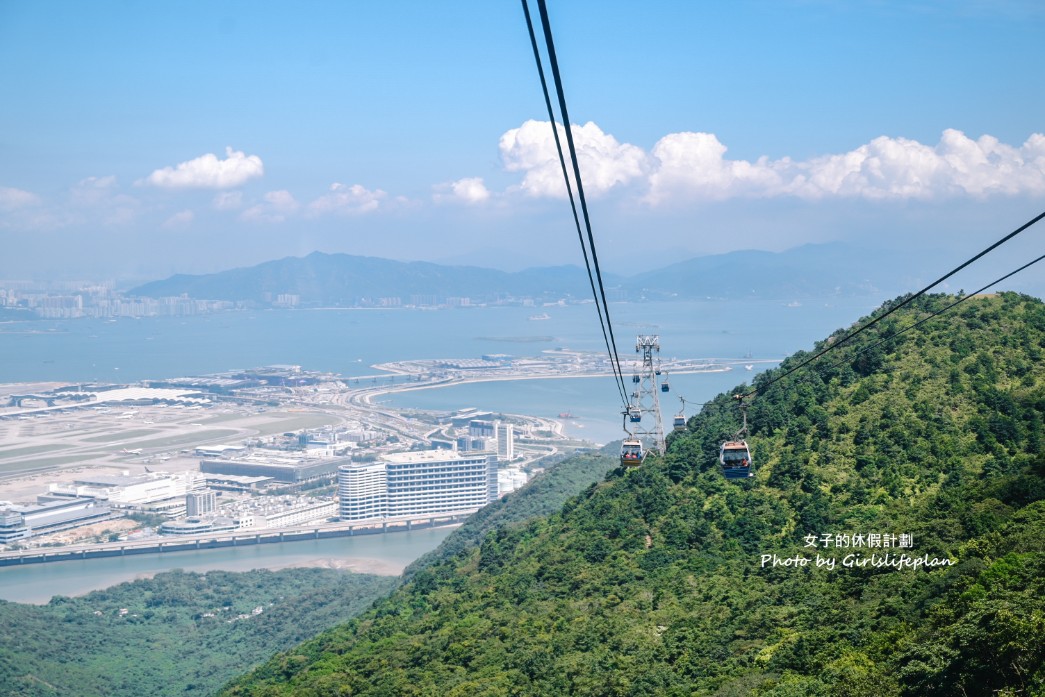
[[186, 490, 217, 517], [338, 462, 388, 520], [469, 420, 496, 439], [496, 422, 514, 461], [338, 451, 497, 521]]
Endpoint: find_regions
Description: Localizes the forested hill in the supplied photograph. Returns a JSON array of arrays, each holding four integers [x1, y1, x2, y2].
[[224, 293, 1045, 697]]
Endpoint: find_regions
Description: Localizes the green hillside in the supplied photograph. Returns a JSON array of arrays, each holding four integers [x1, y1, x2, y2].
[[223, 293, 1045, 696], [0, 568, 396, 697]]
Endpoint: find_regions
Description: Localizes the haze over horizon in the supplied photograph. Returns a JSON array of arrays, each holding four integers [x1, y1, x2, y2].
[[2, 1, 1044, 288]]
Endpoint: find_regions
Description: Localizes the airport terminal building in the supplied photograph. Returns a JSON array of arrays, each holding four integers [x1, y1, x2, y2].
[[338, 451, 497, 521], [201, 453, 346, 484]]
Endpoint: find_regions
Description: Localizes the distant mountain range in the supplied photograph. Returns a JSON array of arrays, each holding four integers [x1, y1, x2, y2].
[[129, 244, 919, 306]]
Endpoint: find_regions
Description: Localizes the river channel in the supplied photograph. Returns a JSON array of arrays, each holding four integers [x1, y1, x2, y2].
[[0, 526, 453, 604]]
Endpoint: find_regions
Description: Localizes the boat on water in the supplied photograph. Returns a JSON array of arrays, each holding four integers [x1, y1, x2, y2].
[[558, 411, 575, 418], [529, 313, 550, 320]]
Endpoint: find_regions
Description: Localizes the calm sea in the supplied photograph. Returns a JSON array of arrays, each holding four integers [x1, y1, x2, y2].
[[0, 299, 876, 387]]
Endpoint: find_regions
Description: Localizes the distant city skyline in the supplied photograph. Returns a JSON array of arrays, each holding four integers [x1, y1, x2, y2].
[[1, 1, 1043, 289]]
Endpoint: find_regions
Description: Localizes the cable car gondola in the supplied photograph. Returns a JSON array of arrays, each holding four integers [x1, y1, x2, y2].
[[620, 438, 644, 467], [672, 396, 690, 432], [720, 398, 754, 479], [620, 410, 645, 466], [720, 440, 753, 479], [661, 373, 670, 392], [632, 373, 640, 383], [628, 405, 642, 423]]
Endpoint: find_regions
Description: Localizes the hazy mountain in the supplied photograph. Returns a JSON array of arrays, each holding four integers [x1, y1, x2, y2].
[[128, 244, 916, 305]]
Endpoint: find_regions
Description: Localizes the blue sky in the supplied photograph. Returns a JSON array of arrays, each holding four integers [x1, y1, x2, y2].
[[1, 0, 1043, 286]]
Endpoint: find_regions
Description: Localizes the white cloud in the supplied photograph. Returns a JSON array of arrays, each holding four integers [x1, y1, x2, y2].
[[212, 191, 244, 211], [240, 190, 299, 223], [0, 186, 41, 211], [162, 210, 194, 229], [495, 121, 1045, 204], [307, 182, 386, 216], [433, 177, 490, 204], [649, 129, 1045, 203], [141, 147, 264, 189], [500, 120, 647, 198], [647, 132, 787, 202]]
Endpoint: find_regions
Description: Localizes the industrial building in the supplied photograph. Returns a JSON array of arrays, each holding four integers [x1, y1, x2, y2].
[[0, 498, 113, 544], [200, 453, 347, 484], [338, 450, 497, 521], [46, 472, 205, 508]]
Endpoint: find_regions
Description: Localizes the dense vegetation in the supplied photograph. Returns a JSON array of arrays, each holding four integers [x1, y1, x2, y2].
[[0, 441, 618, 697], [224, 293, 1045, 696], [0, 568, 396, 697]]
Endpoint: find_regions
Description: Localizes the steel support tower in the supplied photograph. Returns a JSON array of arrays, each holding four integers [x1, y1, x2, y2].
[[630, 335, 666, 454]]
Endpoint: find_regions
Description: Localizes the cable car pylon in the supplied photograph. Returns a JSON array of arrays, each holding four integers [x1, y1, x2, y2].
[[627, 335, 666, 458]]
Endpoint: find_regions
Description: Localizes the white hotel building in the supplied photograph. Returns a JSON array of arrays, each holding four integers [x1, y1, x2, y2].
[[338, 451, 498, 521]]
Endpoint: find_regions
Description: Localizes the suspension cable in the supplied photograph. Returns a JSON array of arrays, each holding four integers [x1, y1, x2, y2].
[[810, 249, 1045, 378], [739, 209, 1045, 399], [520, 0, 628, 406]]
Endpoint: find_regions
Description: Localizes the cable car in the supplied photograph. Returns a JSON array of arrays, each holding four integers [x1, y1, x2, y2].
[[720, 440, 753, 479], [628, 406, 641, 423], [720, 397, 753, 479], [673, 414, 686, 431], [632, 374, 640, 383], [661, 375, 670, 392], [620, 438, 644, 467]]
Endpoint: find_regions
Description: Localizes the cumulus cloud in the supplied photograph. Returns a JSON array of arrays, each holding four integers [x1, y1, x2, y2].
[[496, 121, 1045, 204], [0, 186, 41, 211], [650, 129, 1045, 203], [240, 190, 299, 223], [307, 182, 387, 216], [141, 147, 264, 189], [162, 209, 194, 229], [500, 120, 647, 198], [433, 177, 490, 204]]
